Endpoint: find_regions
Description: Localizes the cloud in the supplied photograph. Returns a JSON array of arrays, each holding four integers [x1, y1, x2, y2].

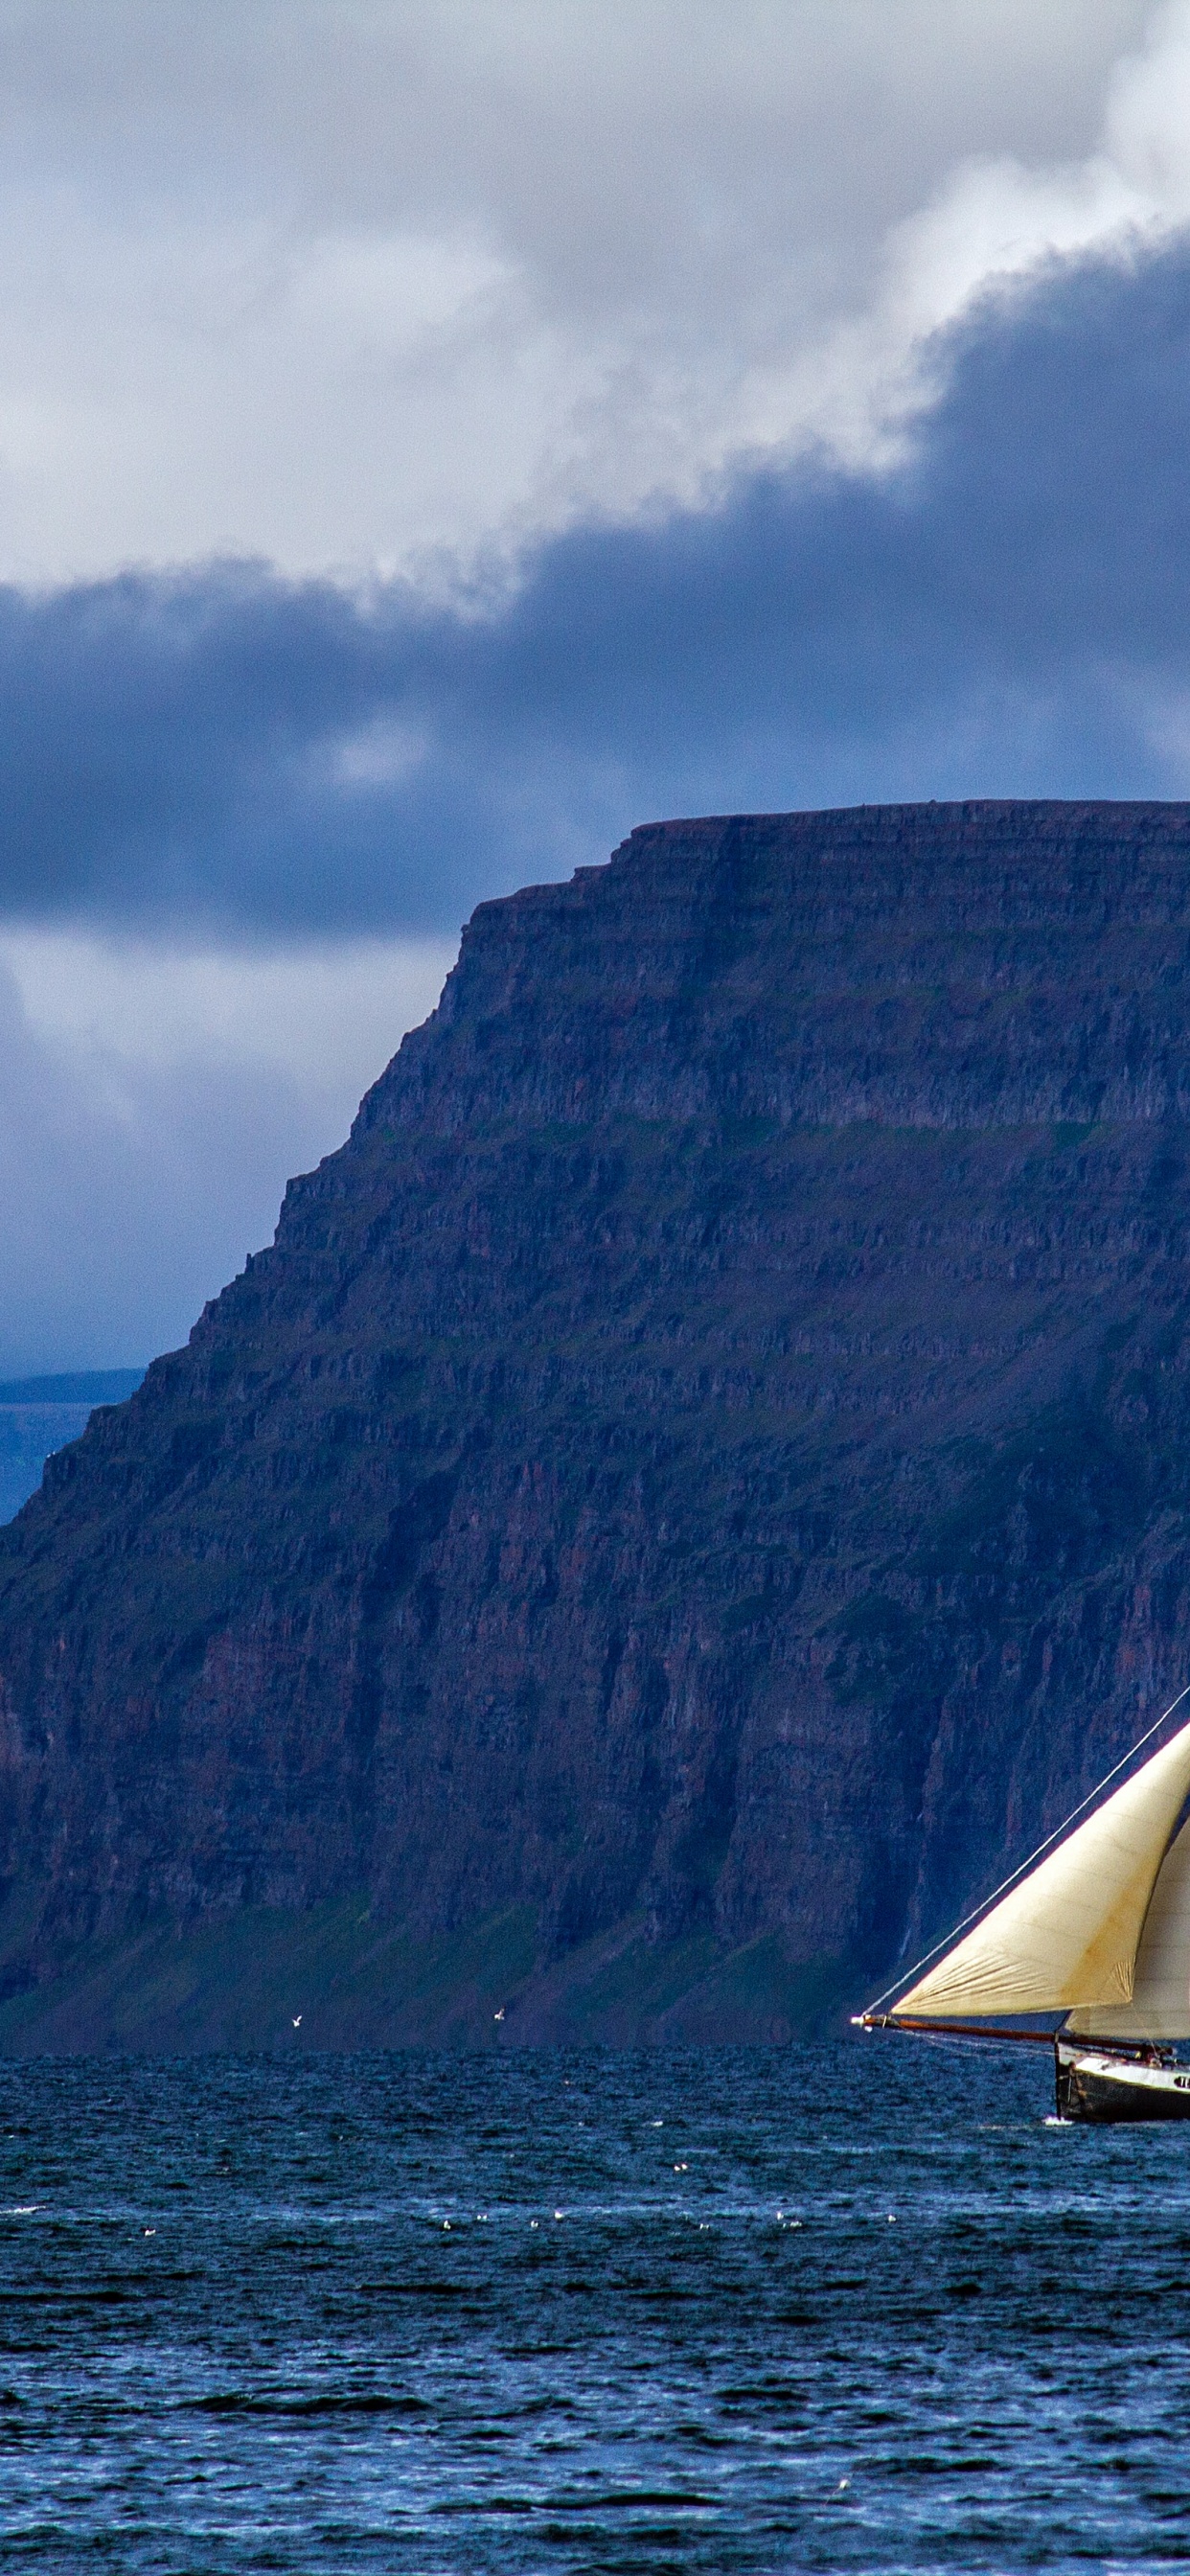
[[0, 928, 454, 1080], [0, 0, 1150, 581], [1, 225, 1190, 939], [0, 932, 451, 1374]]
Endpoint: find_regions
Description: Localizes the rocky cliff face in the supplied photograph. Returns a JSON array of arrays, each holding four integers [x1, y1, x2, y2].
[[3, 801, 1190, 2045]]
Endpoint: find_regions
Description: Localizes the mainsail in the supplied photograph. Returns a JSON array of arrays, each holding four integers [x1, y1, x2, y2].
[[890, 1714, 1190, 2022], [1064, 1815, 1190, 2041]]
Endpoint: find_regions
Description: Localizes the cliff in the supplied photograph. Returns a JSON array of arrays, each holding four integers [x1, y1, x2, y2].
[[2, 800, 1190, 2047]]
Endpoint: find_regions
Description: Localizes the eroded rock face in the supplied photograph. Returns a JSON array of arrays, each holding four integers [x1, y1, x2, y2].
[[5, 800, 1190, 2007]]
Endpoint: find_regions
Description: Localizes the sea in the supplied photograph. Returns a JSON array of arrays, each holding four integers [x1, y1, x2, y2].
[[0, 2041, 1184, 2573]]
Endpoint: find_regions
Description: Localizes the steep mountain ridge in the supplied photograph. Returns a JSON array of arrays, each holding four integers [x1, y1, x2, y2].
[[2, 801, 1190, 2045]]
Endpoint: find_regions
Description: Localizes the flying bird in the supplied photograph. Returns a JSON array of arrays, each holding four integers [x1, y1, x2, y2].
[[292, 2014, 302, 2028]]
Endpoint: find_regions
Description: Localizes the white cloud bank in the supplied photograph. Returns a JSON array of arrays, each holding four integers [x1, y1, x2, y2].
[[0, 0, 1160, 585]]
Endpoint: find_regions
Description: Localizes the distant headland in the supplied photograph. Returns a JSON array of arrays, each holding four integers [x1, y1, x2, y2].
[[0, 1370, 145, 1527]]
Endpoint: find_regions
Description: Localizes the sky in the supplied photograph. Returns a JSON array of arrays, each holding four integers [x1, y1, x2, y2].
[[6, 0, 1190, 1369]]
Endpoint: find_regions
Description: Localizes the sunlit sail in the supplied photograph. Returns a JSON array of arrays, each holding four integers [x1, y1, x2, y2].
[[858, 1697, 1190, 2122], [1064, 1816, 1190, 2043]]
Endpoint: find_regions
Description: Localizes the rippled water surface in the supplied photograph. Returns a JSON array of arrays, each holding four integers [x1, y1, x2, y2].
[[0, 2043, 1186, 2570]]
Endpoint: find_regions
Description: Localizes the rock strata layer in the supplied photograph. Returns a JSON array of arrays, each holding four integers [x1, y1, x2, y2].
[[4, 801, 1190, 2044]]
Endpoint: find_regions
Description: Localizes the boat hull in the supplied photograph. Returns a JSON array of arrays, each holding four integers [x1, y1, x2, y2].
[[1056, 2044, 1190, 2124]]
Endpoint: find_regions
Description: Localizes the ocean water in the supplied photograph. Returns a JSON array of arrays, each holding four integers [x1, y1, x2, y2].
[[0, 2043, 1186, 2573]]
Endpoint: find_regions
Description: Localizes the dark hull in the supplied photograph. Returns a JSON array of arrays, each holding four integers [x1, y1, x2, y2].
[[1056, 2047, 1190, 2124]]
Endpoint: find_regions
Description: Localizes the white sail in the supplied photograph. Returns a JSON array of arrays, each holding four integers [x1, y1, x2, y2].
[[1064, 1815, 1190, 2041], [892, 1714, 1190, 2019]]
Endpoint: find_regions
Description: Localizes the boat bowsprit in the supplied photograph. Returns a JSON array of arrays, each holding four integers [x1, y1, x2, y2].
[[855, 1686, 1190, 2124]]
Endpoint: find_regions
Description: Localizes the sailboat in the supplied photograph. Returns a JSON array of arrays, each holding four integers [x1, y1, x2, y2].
[[856, 1695, 1190, 2122]]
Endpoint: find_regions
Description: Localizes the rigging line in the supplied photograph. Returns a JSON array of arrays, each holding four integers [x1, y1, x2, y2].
[[863, 1676, 1190, 2018]]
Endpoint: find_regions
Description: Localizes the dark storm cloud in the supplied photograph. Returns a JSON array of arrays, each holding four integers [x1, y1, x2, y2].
[[4, 231, 1190, 939]]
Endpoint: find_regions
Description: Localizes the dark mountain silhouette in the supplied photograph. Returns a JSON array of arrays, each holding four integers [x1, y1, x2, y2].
[[2, 802, 1190, 2047]]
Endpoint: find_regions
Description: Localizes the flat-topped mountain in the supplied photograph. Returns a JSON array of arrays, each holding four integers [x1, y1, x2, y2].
[[3, 801, 1190, 2047]]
